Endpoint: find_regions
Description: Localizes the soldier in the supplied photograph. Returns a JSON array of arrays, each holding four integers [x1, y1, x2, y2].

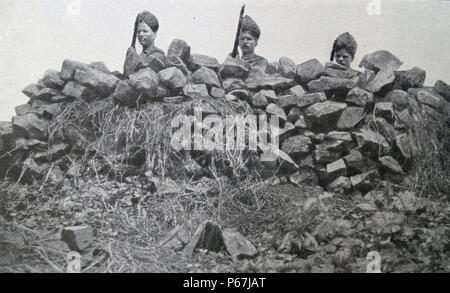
[[237, 15, 269, 70], [330, 32, 358, 68], [123, 11, 167, 76]]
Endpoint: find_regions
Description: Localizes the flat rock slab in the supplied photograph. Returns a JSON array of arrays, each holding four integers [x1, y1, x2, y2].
[[183, 83, 210, 99], [222, 228, 258, 261], [190, 54, 220, 73], [308, 76, 357, 93], [246, 76, 295, 91], [296, 58, 325, 83], [359, 50, 403, 72]]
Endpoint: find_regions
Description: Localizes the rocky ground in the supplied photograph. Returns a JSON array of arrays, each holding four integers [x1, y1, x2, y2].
[[1, 172, 450, 273]]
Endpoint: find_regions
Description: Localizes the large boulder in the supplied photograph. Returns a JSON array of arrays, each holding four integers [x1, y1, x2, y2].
[[305, 101, 347, 131], [74, 66, 120, 96], [183, 84, 210, 99], [434, 80, 450, 102], [384, 89, 410, 111], [281, 135, 312, 155], [158, 67, 188, 90], [129, 67, 160, 98], [245, 76, 295, 92], [12, 114, 49, 140], [42, 69, 65, 90], [337, 107, 365, 130], [60, 59, 90, 80], [192, 66, 221, 88], [353, 128, 390, 158], [359, 50, 403, 72], [112, 81, 139, 107], [190, 54, 220, 72], [345, 87, 374, 108], [393, 67, 426, 91], [307, 76, 357, 93], [219, 56, 250, 79], [296, 59, 326, 83], [279, 56, 297, 79]]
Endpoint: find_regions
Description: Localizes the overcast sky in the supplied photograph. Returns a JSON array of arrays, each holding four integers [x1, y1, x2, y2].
[[1, 0, 449, 120]]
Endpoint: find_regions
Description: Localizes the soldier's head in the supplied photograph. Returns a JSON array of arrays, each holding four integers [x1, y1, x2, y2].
[[239, 15, 261, 55], [135, 11, 159, 49], [331, 32, 357, 68]]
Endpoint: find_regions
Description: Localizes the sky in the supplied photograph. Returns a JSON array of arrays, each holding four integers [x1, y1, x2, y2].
[[0, 0, 449, 120]]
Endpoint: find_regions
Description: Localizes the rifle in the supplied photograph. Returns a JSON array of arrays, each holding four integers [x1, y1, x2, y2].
[[231, 4, 246, 58]]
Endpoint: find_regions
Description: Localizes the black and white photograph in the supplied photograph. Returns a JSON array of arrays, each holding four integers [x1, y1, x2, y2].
[[1, 0, 450, 276]]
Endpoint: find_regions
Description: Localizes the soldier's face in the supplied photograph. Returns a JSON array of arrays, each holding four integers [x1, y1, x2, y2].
[[137, 22, 156, 48], [239, 31, 258, 55], [334, 49, 353, 68]]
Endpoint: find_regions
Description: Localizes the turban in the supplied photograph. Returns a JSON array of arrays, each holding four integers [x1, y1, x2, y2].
[[241, 15, 261, 40], [330, 32, 357, 61], [136, 11, 159, 33]]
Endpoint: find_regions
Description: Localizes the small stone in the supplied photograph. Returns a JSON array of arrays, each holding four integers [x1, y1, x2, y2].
[[350, 170, 378, 194], [343, 150, 373, 174], [222, 228, 258, 260], [183, 84, 210, 99], [287, 107, 302, 123], [394, 133, 413, 163], [305, 101, 347, 131], [22, 84, 43, 98], [158, 67, 187, 90], [294, 115, 307, 129], [210, 87, 225, 99], [393, 67, 426, 91], [112, 81, 139, 107], [296, 58, 326, 83], [219, 56, 250, 79], [326, 159, 347, 181], [183, 221, 224, 256], [307, 76, 357, 93], [60, 59, 90, 80], [42, 69, 65, 89], [279, 56, 297, 78], [266, 103, 287, 121], [385, 90, 410, 111], [245, 76, 295, 91], [374, 102, 395, 123], [281, 135, 312, 155], [345, 87, 374, 108], [379, 156, 404, 174], [251, 92, 268, 107], [328, 176, 352, 194], [61, 226, 94, 252], [337, 107, 365, 130], [222, 78, 246, 93], [190, 54, 220, 72], [192, 66, 221, 88], [129, 67, 160, 98], [12, 114, 48, 140], [290, 169, 318, 186], [395, 109, 413, 129], [74, 66, 120, 96], [289, 85, 306, 97], [359, 50, 403, 72], [434, 80, 450, 102], [260, 90, 278, 102]]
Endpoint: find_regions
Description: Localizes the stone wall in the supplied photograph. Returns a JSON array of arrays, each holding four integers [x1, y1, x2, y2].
[[1, 40, 450, 196]]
